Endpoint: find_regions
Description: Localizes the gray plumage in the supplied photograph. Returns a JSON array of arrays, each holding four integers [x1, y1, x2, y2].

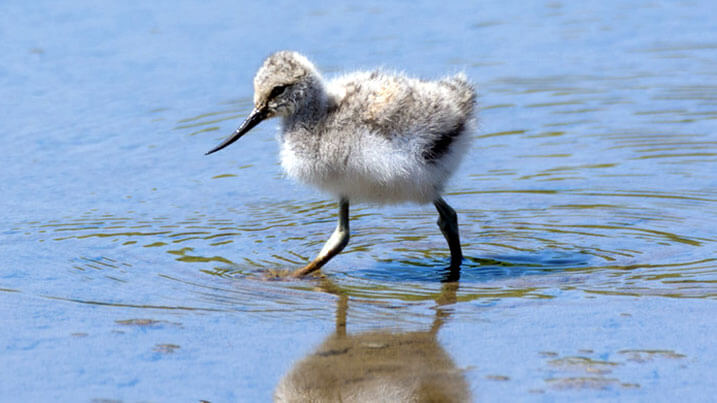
[[207, 51, 477, 277]]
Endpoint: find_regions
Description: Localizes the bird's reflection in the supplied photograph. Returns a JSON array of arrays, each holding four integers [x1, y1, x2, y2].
[[274, 280, 470, 402]]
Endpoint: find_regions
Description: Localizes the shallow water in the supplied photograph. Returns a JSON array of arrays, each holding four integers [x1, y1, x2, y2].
[[1, 0, 716, 401]]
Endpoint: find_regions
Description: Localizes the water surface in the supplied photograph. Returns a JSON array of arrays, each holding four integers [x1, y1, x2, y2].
[[1, 0, 715, 401]]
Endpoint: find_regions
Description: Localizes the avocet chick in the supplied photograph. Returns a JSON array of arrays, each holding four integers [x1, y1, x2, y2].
[[207, 51, 476, 278]]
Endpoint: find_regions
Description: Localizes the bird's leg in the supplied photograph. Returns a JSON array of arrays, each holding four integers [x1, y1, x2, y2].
[[291, 198, 350, 277], [434, 197, 463, 271]]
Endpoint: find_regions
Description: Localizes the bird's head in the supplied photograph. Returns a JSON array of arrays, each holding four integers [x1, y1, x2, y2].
[[206, 51, 323, 155]]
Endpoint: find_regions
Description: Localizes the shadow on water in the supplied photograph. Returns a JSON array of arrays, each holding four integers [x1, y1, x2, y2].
[[351, 252, 591, 283], [274, 281, 471, 402]]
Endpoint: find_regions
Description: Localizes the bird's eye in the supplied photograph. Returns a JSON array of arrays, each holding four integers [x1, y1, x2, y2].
[[269, 84, 289, 99]]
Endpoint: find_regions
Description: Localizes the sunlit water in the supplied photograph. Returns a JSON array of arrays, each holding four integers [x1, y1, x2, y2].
[[1, 0, 715, 401]]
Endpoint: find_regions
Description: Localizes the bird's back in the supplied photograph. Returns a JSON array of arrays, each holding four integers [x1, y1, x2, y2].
[[326, 71, 476, 143]]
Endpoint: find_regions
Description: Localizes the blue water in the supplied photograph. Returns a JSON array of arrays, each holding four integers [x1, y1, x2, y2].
[[1, 0, 716, 401]]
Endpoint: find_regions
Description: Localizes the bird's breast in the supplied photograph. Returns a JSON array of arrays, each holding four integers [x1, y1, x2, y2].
[[278, 126, 446, 204]]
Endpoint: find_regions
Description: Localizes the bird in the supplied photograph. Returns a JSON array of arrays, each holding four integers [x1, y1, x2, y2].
[[206, 51, 476, 278]]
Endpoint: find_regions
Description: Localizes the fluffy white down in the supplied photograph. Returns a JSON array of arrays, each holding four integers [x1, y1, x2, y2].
[[279, 122, 473, 205]]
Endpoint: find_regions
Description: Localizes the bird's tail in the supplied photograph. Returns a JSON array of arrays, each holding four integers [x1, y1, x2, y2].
[[441, 73, 477, 114]]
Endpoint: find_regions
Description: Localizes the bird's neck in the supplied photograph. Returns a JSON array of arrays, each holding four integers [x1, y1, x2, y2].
[[284, 82, 331, 130]]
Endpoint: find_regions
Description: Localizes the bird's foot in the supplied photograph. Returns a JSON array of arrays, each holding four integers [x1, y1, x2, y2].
[[263, 268, 293, 280], [439, 260, 462, 283], [290, 260, 324, 278], [262, 267, 325, 281]]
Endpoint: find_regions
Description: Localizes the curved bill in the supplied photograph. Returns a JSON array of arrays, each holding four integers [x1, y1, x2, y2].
[[205, 107, 267, 155]]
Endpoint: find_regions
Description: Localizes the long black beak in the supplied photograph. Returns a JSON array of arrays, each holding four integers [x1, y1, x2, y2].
[[205, 106, 267, 155]]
